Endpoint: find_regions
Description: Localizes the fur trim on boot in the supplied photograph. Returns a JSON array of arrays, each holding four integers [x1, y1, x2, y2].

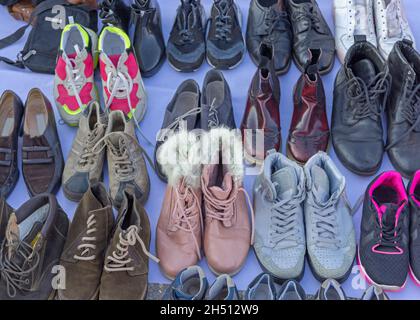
[[157, 130, 202, 188], [201, 127, 244, 182]]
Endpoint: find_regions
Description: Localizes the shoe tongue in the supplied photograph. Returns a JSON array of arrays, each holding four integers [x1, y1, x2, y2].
[[5, 213, 19, 259], [311, 165, 330, 203], [352, 59, 377, 85], [215, 0, 232, 13], [209, 174, 233, 200], [380, 203, 399, 225], [271, 167, 298, 200]]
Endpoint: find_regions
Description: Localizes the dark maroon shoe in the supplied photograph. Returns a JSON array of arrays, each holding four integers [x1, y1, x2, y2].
[[240, 43, 281, 165], [287, 49, 329, 164]]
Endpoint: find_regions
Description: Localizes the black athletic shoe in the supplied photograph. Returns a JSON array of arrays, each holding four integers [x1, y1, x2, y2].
[[167, 0, 206, 72], [206, 0, 245, 69], [358, 171, 410, 291], [408, 170, 420, 285]]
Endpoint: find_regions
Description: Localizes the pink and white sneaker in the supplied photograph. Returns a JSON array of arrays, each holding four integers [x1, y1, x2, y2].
[[98, 26, 147, 125], [54, 23, 98, 126]]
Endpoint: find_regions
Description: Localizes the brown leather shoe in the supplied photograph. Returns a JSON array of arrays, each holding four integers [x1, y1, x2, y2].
[[201, 128, 253, 276], [0, 90, 23, 198], [7, 0, 34, 23], [156, 131, 203, 279], [22, 88, 64, 196], [240, 43, 281, 165], [99, 189, 157, 300], [287, 49, 330, 164], [58, 182, 114, 300]]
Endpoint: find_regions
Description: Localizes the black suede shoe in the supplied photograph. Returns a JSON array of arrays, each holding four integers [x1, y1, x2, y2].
[[206, 0, 245, 70], [386, 40, 420, 178], [167, 0, 206, 72], [332, 37, 389, 176], [286, 0, 334, 74], [246, 0, 292, 75], [130, 0, 166, 78], [201, 69, 236, 130]]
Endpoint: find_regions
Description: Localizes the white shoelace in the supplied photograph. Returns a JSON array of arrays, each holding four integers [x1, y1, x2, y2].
[[63, 46, 86, 110], [74, 213, 97, 261]]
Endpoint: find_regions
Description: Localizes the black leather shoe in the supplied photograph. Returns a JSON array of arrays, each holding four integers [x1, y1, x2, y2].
[[386, 40, 420, 178], [332, 37, 390, 176], [246, 0, 292, 75], [286, 0, 334, 75], [130, 0, 166, 78]]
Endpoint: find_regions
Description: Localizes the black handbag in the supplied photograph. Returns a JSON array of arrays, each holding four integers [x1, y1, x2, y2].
[[0, 0, 97, 74]]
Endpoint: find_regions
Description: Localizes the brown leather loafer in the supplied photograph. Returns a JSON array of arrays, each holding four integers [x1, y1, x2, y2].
[[22, 88, 64, 196]]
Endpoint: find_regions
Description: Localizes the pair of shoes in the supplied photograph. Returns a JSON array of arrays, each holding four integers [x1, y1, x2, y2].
[[156, 128, 253, 279], [240, 43, 281, 165], [358, 170, 420, 291], [246, 0, 292, 75], [253, 151, 356, 282], [167, 0, 245, 72], [63, 102, 150, 208], [0, 89, 63, 197], [334, 0, 415, 63], [154, 69, 236, 182], [54, 23, 147, 128], [332, 38, 420, 177], [58, 184, 157, 300], [286, 0, 335, 75], [163, 265, 239, 300], [100, 0, 166, 77], [0, 194, 69, 300], [245, 273, 306, 300]]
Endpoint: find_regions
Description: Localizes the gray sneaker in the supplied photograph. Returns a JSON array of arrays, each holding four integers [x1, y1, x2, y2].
[[62, 101, 107, 202], [304, 152, 356, 282], [253, 150, 306, 280], [103, 110, 150, 208]]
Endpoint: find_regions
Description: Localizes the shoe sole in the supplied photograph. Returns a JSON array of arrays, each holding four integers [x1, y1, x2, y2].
[[56, 286, 100, 300], [62, 184, 84, 202], [357, 247, 406, 291], [409, 264, 420, 286]]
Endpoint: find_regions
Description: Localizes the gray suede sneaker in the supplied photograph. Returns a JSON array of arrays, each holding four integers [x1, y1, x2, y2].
[[253, 150, 306, 280], [304, 152, 356, 282], [62, 101, 107, 202], [103, 110, 150, 208]]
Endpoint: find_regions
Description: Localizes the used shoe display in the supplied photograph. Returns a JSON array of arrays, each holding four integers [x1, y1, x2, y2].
[[0, 90, 23, 198], [304, 152, 356, 282], [277, 280, 306, 300], [58, 182, 113, 300], [201, 128, 252, 276], [154, 79, 201, 182], [241, 43, 281, 164], [98, 26, 147, 124], [130, 0, 166, 77], [22, 88, 64, 196], [386, 40, 420, 178], [54, 23, 98, 127], [99, 190, 156, 300], [358, 171, 409, 291], [167, 0, 206, 72], [246, 0, 292, 75], [333, 0, 377, 64], [102, 110, 150, 208], [286, 0, 335, 74], [253, 151, 306, 280], [332, 37, 389, 176], [201, 69, 236, 130], [207, 274, 239, 300], [156, 131, 202, 279], [206, 0, 245, 70], [0, 194, 69, 300], [245, 273, 276, 300], [287, 49, 329, 164], [315, 278, 347, 300], [162, 265, 208, 300], [373, 0, 415, 58], [361, 285, 389, 300], [62, 101, 106, 202], [408, 170, 420, 285]]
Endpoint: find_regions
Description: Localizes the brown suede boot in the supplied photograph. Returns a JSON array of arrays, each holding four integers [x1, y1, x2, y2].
[[201, 128, 253, 276], [99, 189, 158, 300], [58, 182, 114, 300]]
